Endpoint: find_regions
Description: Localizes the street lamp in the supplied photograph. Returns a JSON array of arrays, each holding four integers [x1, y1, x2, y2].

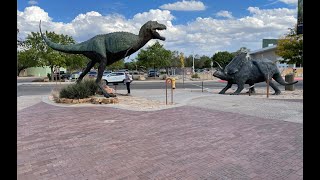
[[192, 55, 195, 74], [192, 54, 199, 74], [152, 52, 156, 79], [210, 61, 213, 80]]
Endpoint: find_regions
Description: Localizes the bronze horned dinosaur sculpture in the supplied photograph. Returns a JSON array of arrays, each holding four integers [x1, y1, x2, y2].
[[39, 20, 166, 98], [213, 52, 298, 95]]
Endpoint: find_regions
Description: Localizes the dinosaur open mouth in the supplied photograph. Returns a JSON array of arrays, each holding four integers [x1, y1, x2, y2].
[[152, 26, 166, 41]]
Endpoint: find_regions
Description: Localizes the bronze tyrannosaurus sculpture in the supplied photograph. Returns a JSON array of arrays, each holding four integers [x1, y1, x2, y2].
[[40, 20, 166, 97]]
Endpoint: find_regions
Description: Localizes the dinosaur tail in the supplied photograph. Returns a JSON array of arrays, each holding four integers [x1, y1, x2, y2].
[[272, 73, 298, 85], [39, 20, 84, 54], [252, 61, 298, 85]]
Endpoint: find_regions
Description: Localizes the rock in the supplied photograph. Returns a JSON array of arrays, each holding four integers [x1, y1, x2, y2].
[[100, 97, 119, 104], [104, 85, 115, 94], [79, 98, 91, 103], [72, 99, 79, 104], [138, 75, 146, 80], [160, 74, 168, 80], [101, 98, 111, 104], [60, 98, 73, 104], [91, 97, 103, 104], [110, 98, 119, 104]]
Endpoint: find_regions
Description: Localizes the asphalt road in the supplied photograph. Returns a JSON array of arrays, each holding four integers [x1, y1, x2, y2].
[[17, 81, 303, 97]]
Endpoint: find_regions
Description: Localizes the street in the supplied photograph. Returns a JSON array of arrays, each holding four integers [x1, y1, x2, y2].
[[17, 80, 303, 97]]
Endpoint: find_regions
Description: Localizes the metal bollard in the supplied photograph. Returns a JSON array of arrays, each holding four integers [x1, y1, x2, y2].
[[202, 81, 203, 92]]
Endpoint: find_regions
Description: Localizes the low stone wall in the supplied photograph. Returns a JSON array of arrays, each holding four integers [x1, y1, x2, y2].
[[132, 75, 146, 80], [280, 68, 303, 77], [54, 96, 119, 104]]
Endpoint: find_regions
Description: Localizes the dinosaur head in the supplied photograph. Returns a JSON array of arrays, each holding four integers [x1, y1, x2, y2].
[[140, 21, 167, 41], [213, 69, 229, 81]]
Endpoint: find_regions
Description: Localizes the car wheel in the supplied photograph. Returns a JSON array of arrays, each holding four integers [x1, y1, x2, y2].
[[105, 80, 108, 85]]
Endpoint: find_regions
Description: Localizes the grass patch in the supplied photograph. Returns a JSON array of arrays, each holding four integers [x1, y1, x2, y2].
[[59, 80, 98, 99], [191, 73, 199, 78]]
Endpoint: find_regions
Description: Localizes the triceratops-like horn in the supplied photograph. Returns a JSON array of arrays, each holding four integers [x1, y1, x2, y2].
[[214, 61, 223, 70]]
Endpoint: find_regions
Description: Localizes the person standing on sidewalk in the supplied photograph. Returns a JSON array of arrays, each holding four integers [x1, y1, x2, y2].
[[124, 71, 133, 95]]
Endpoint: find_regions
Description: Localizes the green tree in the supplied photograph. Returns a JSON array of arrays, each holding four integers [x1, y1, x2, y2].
[[65, 55, 89, 72], [124, 59, 139, 71], [194, 55, 211, 69], [212, 51, 235, 67], [17, 47, 39, 76], [24, 31, 79, 81], [17, 30, 38, 76], [107, 59, 125, 71], [184, 55, 194, 67], [276, 27, 303, 66], [136, 41, 172, 70], [169, 51, 182, 68], [200, 55, 212, 68]]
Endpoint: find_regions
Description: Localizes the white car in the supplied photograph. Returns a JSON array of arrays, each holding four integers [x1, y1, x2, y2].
[[69, 71, 82, 81], [102, 72, 126, 84]]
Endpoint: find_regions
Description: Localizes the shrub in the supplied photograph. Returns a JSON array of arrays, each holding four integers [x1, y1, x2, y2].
[[191, 73, 199, 78], [59, 80, 98, 99]]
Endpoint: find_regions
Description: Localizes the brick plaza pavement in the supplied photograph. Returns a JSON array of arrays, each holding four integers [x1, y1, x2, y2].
[[17, 101, 302, 180]]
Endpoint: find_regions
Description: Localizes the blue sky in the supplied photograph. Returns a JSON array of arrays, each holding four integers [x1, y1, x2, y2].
[[17, 0, 298, 58]]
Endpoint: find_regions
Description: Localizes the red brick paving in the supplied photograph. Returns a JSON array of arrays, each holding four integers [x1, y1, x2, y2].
[[18, 102, 302, 179]]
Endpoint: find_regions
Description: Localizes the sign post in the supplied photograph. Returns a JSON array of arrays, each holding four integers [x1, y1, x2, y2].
[[165, 78, 174, 105]]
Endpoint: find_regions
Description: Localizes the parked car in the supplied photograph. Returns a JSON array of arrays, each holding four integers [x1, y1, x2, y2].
[[102, 72, 126, 84], [148, 70, 159, 77], [88, 71, 97, 78], [117, 69, 128, 72], [69, 71, 82, 81], [53, 71, 70, 80], [103, 70, 112, 76], [61, 72, 71, 80]]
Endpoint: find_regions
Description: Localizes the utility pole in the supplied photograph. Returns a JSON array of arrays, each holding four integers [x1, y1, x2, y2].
[[192, 55, 195, 74], [180, 52, 185, 88], [210, 61, 213, 80]]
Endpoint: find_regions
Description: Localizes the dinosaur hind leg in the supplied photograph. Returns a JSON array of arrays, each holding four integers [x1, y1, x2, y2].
[[96, 57, 114, 98], [77, 60, 96, 83], [231, 81, 245, 95]]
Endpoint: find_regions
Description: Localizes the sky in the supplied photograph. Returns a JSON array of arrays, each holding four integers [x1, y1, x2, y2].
[[17, 0, 298, 59]]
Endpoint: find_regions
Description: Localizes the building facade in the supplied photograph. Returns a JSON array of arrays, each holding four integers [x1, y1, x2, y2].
[[19, 66, 67, 77]]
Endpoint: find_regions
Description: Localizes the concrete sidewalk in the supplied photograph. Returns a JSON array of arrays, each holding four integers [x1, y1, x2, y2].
[[17, 88, 303, 179]]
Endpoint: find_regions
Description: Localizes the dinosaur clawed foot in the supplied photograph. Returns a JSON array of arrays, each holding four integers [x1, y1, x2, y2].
[[273, 91, 281, 95]]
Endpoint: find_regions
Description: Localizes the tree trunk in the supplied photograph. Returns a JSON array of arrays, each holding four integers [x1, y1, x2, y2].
[[17, 67, 26, 77], [17, 69, 22, 76], [50, 66, 54, 82]]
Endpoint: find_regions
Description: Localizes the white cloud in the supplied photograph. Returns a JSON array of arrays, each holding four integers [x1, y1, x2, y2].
[[18, 6, 51, 22], [132, 9, 175, 25], [216, 11, 233, 19], [17, 6, 297, 58], [279, 0, 298, 5], [159, 0, 206, 11], [28, 0, 38, 5]]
